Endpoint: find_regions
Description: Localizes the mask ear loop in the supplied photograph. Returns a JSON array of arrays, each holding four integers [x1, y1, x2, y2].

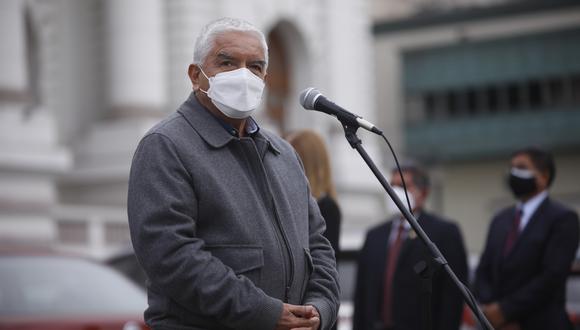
[[197, 66, 210, 94]]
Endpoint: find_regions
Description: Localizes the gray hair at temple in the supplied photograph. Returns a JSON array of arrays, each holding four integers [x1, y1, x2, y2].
[[391, 161, 431, 190], [193, 17, 269, 69]]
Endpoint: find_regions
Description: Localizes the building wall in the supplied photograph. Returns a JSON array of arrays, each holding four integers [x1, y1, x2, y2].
[[374, 2, 580, 255], [4, 0, 579, 260], [370, 0, 508, 21]]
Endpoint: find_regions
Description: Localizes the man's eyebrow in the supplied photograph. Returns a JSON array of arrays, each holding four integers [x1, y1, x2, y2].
[[215, 52, 235, 61], [215, 52, 266, 67]]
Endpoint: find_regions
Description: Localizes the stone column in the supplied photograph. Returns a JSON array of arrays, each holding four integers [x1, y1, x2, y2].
[[0, 0, 70, 243], [322, 0, 385, 250], [0, 0, 28, 101], [62, 0, 167, 208], [104, 0, 167, 117]]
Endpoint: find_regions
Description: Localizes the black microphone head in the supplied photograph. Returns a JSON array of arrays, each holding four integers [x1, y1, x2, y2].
[[299, 87, 322, 110]]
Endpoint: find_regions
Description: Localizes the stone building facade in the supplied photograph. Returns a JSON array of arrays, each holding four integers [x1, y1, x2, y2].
[[0, 0, 381, 258]]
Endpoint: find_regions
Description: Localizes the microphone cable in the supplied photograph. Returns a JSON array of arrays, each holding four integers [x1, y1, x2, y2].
[[378, 132, 414, 216], [378, 132, 492, 330]]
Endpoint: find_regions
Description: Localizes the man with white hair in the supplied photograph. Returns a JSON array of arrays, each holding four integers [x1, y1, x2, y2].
[[127, 17, 340, 330]]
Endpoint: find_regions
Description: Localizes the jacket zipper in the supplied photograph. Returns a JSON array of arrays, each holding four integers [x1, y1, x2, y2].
[[250, 141, 295, 302], [271, 196, 295, 302]]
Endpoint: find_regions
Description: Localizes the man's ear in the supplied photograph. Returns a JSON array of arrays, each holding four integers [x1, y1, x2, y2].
[[188, 64, 201, 90]]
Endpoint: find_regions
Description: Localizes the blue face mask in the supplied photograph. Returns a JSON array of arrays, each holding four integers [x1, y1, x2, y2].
[[507, 167, 537, 198]]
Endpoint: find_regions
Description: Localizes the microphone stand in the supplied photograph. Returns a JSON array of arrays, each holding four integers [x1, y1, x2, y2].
[[339, 121, 494, 330]]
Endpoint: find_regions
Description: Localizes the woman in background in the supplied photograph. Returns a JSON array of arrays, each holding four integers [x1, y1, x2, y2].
[[286, 130, 342, 257]]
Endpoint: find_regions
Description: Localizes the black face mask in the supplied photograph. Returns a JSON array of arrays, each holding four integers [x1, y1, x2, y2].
[[507, 168, 537, 198]]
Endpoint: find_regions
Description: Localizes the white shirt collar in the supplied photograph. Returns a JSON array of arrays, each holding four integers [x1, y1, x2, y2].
[[389, 213, 422, 243], [392, 212, 422, 230], [517, 190, 548, 230], [392, 217, 411, 230]]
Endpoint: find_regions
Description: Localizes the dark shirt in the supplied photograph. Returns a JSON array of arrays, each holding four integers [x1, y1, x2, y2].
[[318, 195, 341, 258], [199, 101, 260, 138]]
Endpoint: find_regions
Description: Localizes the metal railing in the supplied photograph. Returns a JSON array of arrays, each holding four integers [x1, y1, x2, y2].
[[52, 204, 131, 259]]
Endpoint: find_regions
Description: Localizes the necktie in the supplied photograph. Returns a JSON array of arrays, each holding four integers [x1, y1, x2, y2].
[[382, 222, 406, 327], [503, 208, 523, 257]]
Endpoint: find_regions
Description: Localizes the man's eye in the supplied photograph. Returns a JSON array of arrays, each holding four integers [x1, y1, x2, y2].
[[220, 61, 234, 67], [250, 65, 263, 73]]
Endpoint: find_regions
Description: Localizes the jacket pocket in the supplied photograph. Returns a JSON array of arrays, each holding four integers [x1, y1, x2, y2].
[[205, 244, 264, 286], [300, 247, 314, 302]]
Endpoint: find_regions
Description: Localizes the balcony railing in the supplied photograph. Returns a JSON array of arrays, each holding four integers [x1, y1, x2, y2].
[[405, 108, 580, 162]]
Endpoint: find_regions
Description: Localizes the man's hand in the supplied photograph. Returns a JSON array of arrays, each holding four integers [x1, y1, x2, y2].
[[275, 304, 320, 330], [291, 305, 320, 330], [483, 302, 506, 328]]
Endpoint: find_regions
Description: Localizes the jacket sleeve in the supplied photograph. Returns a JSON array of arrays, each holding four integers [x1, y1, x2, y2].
[[499, 209, 579, 321], [435, 223, 469, 330], [302, 192, 341, 330], [127, 133, 283, 330]]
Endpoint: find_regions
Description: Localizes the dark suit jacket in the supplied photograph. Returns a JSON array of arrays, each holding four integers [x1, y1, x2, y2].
[[353, 211, 468, 330], [474, 197, 579, 330]]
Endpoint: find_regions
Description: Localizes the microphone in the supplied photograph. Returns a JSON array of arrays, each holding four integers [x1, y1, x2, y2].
[[299, 87, 383, 135]]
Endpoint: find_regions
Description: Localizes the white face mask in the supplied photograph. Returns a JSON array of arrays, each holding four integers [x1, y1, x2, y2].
[[199, 67, 265, 119], [386, 186, 415, 216]]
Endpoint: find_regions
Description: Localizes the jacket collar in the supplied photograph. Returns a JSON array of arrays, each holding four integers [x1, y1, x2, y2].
[[516, 190, 548, 229], [178, 92, 280, 155]]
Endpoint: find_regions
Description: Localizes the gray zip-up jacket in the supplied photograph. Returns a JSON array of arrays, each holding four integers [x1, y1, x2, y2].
[[127, 93, 340, 330]]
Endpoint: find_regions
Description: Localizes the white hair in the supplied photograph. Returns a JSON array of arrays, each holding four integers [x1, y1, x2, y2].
[[193, 17, 269, 68]]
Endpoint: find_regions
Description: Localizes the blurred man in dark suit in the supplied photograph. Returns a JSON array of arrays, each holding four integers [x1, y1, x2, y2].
[[354, 163, 468, 330], [474, 147, 579, 330]]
